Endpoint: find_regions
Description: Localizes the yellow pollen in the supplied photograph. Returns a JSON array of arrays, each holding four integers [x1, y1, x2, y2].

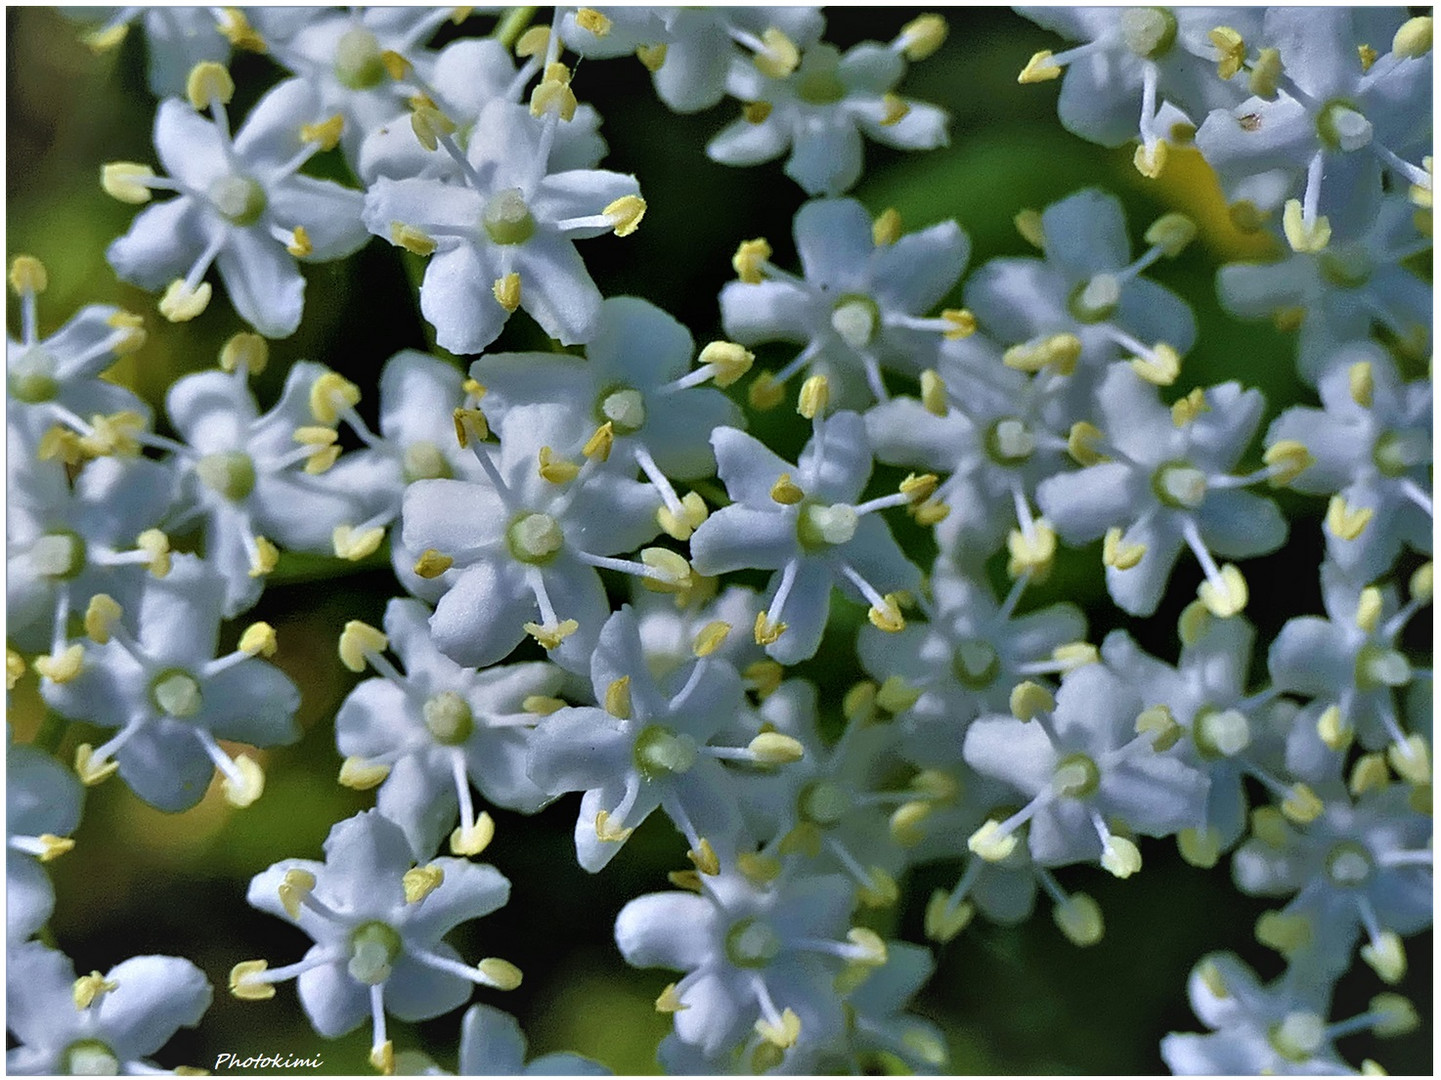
[[687, 837, 720, 875], [220, 331, 269, 375], [524, 619, 579, 650], [1282, 200, 1331, 252], [899, 14, 948, 60], [770, 472, 804, 504], [238, 621, 277, 658], [300, 114, 344, 152], [594, 809, 633, 843], [1355, 586, 1384, 633], [797, 374, 829, 418], [217, 9, 267, 52], [693, 621, 732, 657], [658, 491, 708, 540], [84, 594, 123, 644], [1393, 16, 1433, 58], [636, 43, 668, 72], [101, 162, 155, 204], [1010, 680, 1055, 721], [35, 644, 85, 684], [1358, 43, 1379, 72], [159, 280, 212, 323], [868, 595, 906, 633], [6, 648, 25, 691], [333, 525, 385, 561], [1133, 140, 1168, 179], [1326, 495, 1372, 541], [522, 695, 566, 715], [339, 620, 388, 673], [583, 421, 614, 461], [293, 425, 338, 447], [1067, 421, 1108, 466], [186, 61, 235, 110], [410, 102, 456, 152], [1348, 360, 1374, 406], [403, 864, 445, 904], [1249, 48, 1282, 97], [413, 549, 454, 579], [248, 536, 279, 578], [339, 756, 391, 790], [754, 611, 787, 646], [603, 676, 632, 719], [1018, 50, 1062, 83], [530, 75, 578, 121], [900, 472, 939, 502], [732, 237, 771, 283], [748, 731, 805, 764], [655, 983, 688, 1012], [880, 93, 909, 126], [575, 8, 612, 36], [1006, 520, 1056, 579], [305, 373, 360, 426], [941, 308, 976, 339], [1130, 342, 1181, 385], [380, 50, 410, 80], [477, 958, 523, 991], [35, 834, 75, 863], [605, 195, 647, 237], [390, 222, 437, 256], [1263, 440, 1314, 486], [872, 207, 902, 246], [453, 407, 490, 447], [286, 226, 312, 258], [74, 744, 119, 786], [370, 1042, 395, 1077], [537, 446, 580, 484], [451, 812, 496, 856], [753, 27, 800, 79], [230, 960, 274, 1001], [1208, 26, 1246, 78], [1146, 212, 1198, 255], [697, 340, 754, 386], [222, 754, 265, 807], [515, 26, 550, 58]]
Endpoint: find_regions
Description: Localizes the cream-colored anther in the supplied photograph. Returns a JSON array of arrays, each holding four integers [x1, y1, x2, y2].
[[1393, 16, 1433, 58], [220, 332, 268, 375], [248, 536, 279, 578], [899, 13, 947, 60], [753, 27, 799, 78], [1256, 910, 1312, 955], [755, 1007, 801, 1050], [1361, 931, 1406, 984], [515, 25, 550, 57], [1280, 782, 1323, 823], [657, 491, 708, 541], [1135, 704, 1182, 751], [1006, 520, 1056, 579], [687, 837, 720, 875], [872, 207, 903, 246], [1146, 212, 1198, 256], [403, 864, 445, 904], [410, 102, 456, 152], [918, 369, 948, 416], [450, 811, 496, 856], [104, 309, 146, 355], [390, 222, 437, 256], [339, 756, 391, 790], [693, 621, 732, 657], [300, 113, 344, 152], [1100, 835, 1142, 878], [1133, 139, 1168, 179], [732, 237, 771, 283], [413, 549, 454, 579], [277, 868, 316, 918], [1053, 893, 1104, 946], [1014, 208, 1046, 248], [83, 594, 123, 644], [583, 421, 614, 461], [655, 983, 688, 1013], [1354, 585, 1384, 634], [867, 595, 905, 633], [797, 374, 829, 419], [217, 8, 267, 52], [309, 372, 361, 424], [1282, 200, 1331, 253], [769, 472, 804, 505], [186, 61, 235, 109], [1263, 440, 1314, 486], [35, 644, 85, 684], [524, 619, 579, 650], [74, 744, 119, 786], [102, 162, 155, 204], [1348, 360, 1374, 407], [333, 525, 385, 561], [1065, 421, 1107, 466], [339, 620, 388, 673], [452, 407, 489, 447], [748, 732, 805, 764], [159, 280, 212, 322], [1103, 527, 1147, 571], [222, 754, 265, 808], [753, 611, 787, 645], [593, 809, 633, 843], [968, 820, 1017, 862], [1317, 705, 1352, 752], [1130, 341, 1181, 385], [880, 94, 910, 127], [536, 446, 579, 485], [9, 255, 47, 295], [697, 340, 754, 386], [6, 648, 25, 692], [940, 308, 975, 339], [1326, 495, 1372, 541], [229, 960, 275, 1000], [1177, 826, 1222, 868], [1198, 564, 1248, 618], [530, 69, 578, 121], [1171, 388, 1209, 427], [924, 889, 974, 943], [1010, 680, 1054, 721], [1018, 50, 1061, 82], [239, 621, 278, 658], [73, 971, 118, 1010], [899, 473, 939, 503], [605, 195, 647, 237], [1387, 735, 1430, 785], [489, 270, 521, 312], [370, 1041, 395, 1076], [640, 548, 691, 594], [603, 676, 631, 720], [1207, 26, 1245, 79]]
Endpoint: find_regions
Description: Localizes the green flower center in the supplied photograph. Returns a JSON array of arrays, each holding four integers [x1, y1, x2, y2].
[[424, 691, 474, 745], [151, 669, 203, 718], [62, 1039, 120, 1076], [1052, 752, 1100, 799], [1152, 461, 1207, 509], [634, 725, 697, 779], [830, 295, 880, 350], [793, 46, 847, 105], [983, 417, 1036, 466], [724, 916, 782, 968], [1316, 99, 1373, 152], [1324, 841, 1373, 887], [196, 451, 257, 502], [403, 440, 452, 482], [208, 174, 267, 226], [348, 921, 402, 984], [1120, 7, 1177, 59], [798, 779, 852, 827], [599, 387, 646, 434], [1067, 273, 1121, 323], [1355, 643, 1411, 690], [1193, 706, 1251, 759], [9, 346, 59, 403], [1372, 430, 1426, 477], [334, 27, 387, 90], [506, 512, 564, 565], [952, 638, 1001, 689], [32, 531, 86, 580], [482, 188, 536, 246], [1318, 243, 1374, 288], [797, 501, 858, 550], [1268, 1012, 1326, 1062]]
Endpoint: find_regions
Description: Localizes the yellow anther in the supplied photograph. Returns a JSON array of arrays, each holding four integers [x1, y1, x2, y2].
[[583, 421, 614, 461], [370, 1041, 395, 1076], [220, 332, 269, 376], [843, 680, 878, 725], [1263, 440, 1314, 486], [1362, 931, 1406, 985], [1226, 200, 1267, 234], [693, 621, 732, 657], [770, 472, 805, 504], [1018, 49, 1062, 83], [1198, 564, 1248, 618], [899, 13, 947, 60], [7, 648, 25, 691], [1358, 43, 1379, 72], [1354, 585, 1384, 634], [102, 309, 146, 355], [186, 61, 234, 110], [307, 372, 361, 426], [890, 800, 932, 846], [1103, 526, 1147, 571], [1014, 208, 1046, 248], [1370, 993, 1419, 1037], [1133, 139, 1168, 179], [1100, 834, 1142, 878], [159, 279, 212, 323], [1280, 782, 1323, 823], [667, 869, 702, 892], [1207, 26, 1246, 78], [1393, 16, 1433, 58], [1054, 893, 1105, 946], [27, 833, 72, 865], [732, 237, 772, 283], [969, 819, 1018, 862], [753, 26, 799, 78], [286, 226, 312, 259], [697, 340, 754, 387], [1250, 805, 1290, 848], [593, 809, 633, 843], [655, 983, 688, 1013], [753, 611, 787, 646], [535, 446, 579, 485], [1410, 561, 1433, 603], [872, 207, 903, 247], [1004, 333, 1081, 375], [876, 675, 922, 715], [1008, 680, 1054, 722], [74, 744, 119, 786], [687, 837, 720, 876], [636, 43, 668, 71], [462, 378, 486, 400], [530, 73, 578, 121], [941, 308, 976, 339], [602, 676, 632, 720], [403, 864, 445, 904], [736, 852, 782, 886], [1066, 421, 1108, 466], [1177, 826, 1222, 868], [412, 549, 454, 580], [277, 868, 315, 918], [389, 222, 437, 257], [75, 411, 143, 459], [880, 93, 910, 127], [640, 548, 692, 595], [522, 695, 566, 717], [1248, 47, 1282, 98], [867, 596, 906, 633], [846, 926, 888, 967], [101, 162, 155, 204], [339, 620, 388, 673], [83, 22, 130, 52], [230, 960, 275, 1001], [333, 525, 385, 562], [524, 619, 579, 650], [778, 821, 822, 857], [1273, 306, 1306, 332], [294, 425, 338, 448], [300, 114, 344, 152], [238, 621, 278, 658], [748, 731, 805, 764], [83, 594, 123, 644], [338, 757, 390, 791], [1360, 1060, 1387, 1076], [380, 50, 410, 80], [222, 754, 265, 807], [1348, 360, 1374, 407], [1255, 910, 1312, 956], [1409, 157, 1433, 210], [918, 369, 948, 416], [744, 659, 784, 699], [604, 195, 646, 237], [911, 499, 950, 526], [924, 890, 974, 943], [450, 812, 496, 856], [217, 8, 267, 52], [544, 60, 571, 85], [741, 99, 774, 126], [858, 866, 898, 907], [755, 1007, 801, 1050], [1326, 495, 1372, 541], [515, 25, 550, 57], [1006, 520, 1056, 579], [1350, 753, 1390, 796], [1387, 735, 1430, 785], [35, 644, 85, 684], [1135, 704, 1182, 751], [1282, 199, 1331, 252], [1130, 342, 1181, 385], [452, 407, 490, 448], [1171, 387, 1209, 427], [658, 491, 708, 540], [248, 536, 279, 578], [1052, 642, 1099, 673], [73, 971, 117, 1010], [797, 374, 829, 419], [1317, 705, 1352, 752]]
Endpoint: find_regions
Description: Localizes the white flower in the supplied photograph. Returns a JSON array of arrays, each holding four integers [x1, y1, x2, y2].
[[6, 737, 82, 943]]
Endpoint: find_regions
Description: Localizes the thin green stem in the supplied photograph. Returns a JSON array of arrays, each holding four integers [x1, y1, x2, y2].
[[494, 7, 539, 50]]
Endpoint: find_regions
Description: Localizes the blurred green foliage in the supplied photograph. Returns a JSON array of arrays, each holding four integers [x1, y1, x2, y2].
[[6, 6, 1430, 1075]]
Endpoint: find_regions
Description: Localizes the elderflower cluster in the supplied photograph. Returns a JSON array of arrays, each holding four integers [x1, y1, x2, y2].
[[7, 5, 1431, 1075]]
